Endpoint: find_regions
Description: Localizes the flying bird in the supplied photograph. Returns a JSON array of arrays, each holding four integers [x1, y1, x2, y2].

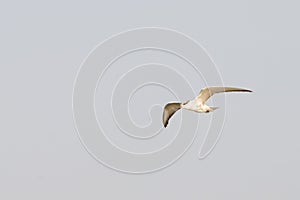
[[162, 86, 252, 127]]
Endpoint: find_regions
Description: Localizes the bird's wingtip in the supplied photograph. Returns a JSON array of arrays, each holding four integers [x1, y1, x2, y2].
[[243, 89, 253, 92]]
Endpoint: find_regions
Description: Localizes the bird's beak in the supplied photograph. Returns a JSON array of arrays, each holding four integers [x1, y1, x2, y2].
[[182, 100, 190, 105]]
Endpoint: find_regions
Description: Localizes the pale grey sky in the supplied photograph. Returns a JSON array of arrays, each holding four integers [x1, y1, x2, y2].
[[0, 0, 299, 199]]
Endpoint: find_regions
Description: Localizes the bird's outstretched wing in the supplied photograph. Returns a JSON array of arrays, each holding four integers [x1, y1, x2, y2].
[[196, 87, 252, 104], [162, 103, 181, 128]]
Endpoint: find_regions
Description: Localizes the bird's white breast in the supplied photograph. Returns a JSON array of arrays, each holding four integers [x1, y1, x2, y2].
[[182, 99, 205, 112]]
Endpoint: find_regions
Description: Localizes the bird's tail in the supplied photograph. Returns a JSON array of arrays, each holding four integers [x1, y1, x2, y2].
[[209, 106, 219, 111]]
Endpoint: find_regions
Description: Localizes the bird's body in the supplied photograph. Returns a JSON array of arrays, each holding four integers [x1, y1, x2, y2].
[[162, 86, 252, 127], [181, 99, 212, 113]]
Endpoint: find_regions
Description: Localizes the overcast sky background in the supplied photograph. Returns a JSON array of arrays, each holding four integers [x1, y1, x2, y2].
[[1, 0, 300, 199]]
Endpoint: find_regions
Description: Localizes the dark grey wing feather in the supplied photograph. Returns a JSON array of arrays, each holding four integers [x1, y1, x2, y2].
[[162, 103, 181, 128]]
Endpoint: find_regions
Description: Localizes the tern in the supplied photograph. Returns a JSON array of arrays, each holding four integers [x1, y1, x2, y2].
[[162, 86, 252, 127]]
